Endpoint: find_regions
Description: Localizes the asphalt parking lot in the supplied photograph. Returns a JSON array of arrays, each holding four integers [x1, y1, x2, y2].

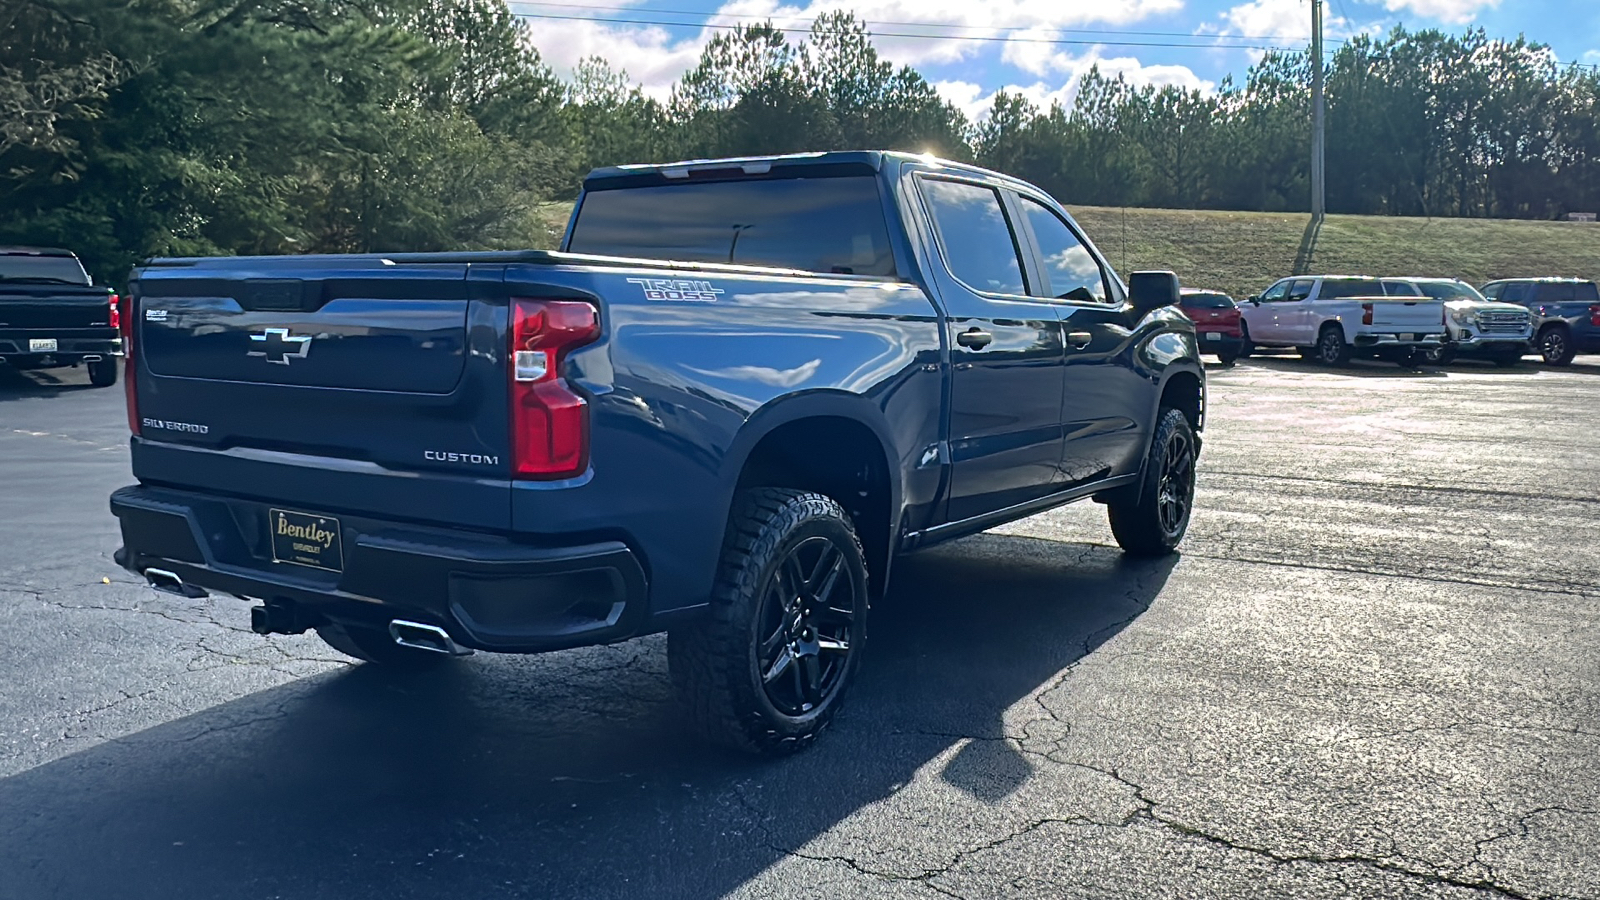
[[1, 354, 1597, 900]]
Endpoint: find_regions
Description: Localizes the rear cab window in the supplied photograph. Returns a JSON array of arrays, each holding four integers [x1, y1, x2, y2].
[[0, 253, 91, 285], [1317, 278, 1385, 300], [566, 175, 897, 277], [916, 178, 1028, 296], [1182, 293, 1235, 309]]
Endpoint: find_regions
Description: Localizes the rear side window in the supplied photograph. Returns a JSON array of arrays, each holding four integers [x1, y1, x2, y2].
[[1536, 281, 1600, 303], [1018, 197, 1107, 303], [1286, 280, 1314, 301], [567, 176, 896, 277], [919, 179, 1027, 296], [0, 254, 90, 285], [1182, 293, 1235, 308], [1411, 281, 1481, 301], [1319, 279, 1385, 299]]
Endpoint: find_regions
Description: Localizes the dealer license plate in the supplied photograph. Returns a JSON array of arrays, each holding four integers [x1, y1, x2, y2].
[[269, 508, 344, 572], [29, 338, 57, 352], [1204, 332, 1222, 341], [1399, 333, 1415, 342]]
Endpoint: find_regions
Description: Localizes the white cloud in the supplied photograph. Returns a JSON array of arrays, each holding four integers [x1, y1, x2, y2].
[[516, 0, 1190, 95], [1208, 0, 1349, 43], [1381, 0, 1500, 25], [1585, 49, 1600, 65], [940, 49, 1212, 124]]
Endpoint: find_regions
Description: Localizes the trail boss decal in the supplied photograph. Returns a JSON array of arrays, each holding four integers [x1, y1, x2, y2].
[[626, 278, 724, 303]]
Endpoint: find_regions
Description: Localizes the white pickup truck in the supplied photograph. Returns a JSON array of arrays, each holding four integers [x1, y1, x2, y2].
[[1241, 275, 1446, 367]]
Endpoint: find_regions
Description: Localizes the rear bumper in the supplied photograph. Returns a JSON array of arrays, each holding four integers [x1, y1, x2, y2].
[[110, 484, 650, 653], [1353, 332, 1445, 348], [0, 331, 121, 364], [1197, 333, 1243, 354]]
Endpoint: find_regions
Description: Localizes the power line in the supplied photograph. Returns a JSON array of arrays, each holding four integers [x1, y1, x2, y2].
[[507, 1, 1317, 44], [509, 10, 1306, 52]]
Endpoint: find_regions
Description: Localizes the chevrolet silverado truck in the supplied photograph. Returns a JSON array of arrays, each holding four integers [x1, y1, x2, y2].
[[0, 247, 122, 385], [109, 151, 1206, 754], [1480, 278, 1600, 366], [1385, 277, 1531, 367], [1242, 275, 1446, 367]]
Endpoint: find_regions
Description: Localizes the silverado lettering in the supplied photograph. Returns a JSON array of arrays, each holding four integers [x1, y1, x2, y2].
[[111, 151, 1206, 756]]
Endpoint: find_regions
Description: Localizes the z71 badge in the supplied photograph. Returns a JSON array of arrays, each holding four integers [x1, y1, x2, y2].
[[626, 278, 724, 303]]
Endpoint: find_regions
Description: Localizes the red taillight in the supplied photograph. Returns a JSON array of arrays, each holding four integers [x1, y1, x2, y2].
[[107, 293, 120, 331], [510, 298, 600, 479], [122, 293, 139, 435], [1362, 303, 1374, 326], [1589, 304, 1600, 327]]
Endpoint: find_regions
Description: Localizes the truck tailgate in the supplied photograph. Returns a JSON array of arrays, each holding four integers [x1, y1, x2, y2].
[[0, 286, 111, 328], [1365, 297, 1443, 329], [130, 259, 513, 529]]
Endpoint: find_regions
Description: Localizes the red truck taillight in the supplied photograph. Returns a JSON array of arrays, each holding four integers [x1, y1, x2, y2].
[[121, 294, 139, 435], [1361, 303, 1374, 326], [1590, 304, 1600, 327], [108, 293, 120, 331], [510, 298, 600, 479]]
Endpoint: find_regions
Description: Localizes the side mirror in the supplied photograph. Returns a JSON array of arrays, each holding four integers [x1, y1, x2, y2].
[[1128, 270, 1180, 313], [1247, 295, 1260, 305]]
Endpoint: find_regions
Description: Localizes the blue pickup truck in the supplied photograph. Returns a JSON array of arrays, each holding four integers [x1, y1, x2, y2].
[[1480, 278, 1600, 366], [110, 151, 1205, 754]]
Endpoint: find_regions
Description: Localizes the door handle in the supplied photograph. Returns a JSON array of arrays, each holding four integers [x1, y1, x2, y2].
[[956, 328, 993, 349], [1067, 331, 1093, 349]]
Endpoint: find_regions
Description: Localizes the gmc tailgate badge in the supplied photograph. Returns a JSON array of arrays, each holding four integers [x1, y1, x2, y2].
[[248, 327, 312, 364]]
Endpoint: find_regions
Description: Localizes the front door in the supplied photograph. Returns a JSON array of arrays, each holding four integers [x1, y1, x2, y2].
[[1012, 194, 1149, 482], [916, 176, 1067, 522]]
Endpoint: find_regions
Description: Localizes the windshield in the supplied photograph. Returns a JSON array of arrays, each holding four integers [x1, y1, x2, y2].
[[1411, 281, 1485, 301], [1181, 293, 1235, 309], [567, 176, 897, 277], [0, 254, 90, 285]]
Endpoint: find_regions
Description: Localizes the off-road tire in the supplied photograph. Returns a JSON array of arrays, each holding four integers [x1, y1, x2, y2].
[[1316, 324, 1352, 367], [1217, 349, 1238, 366], [1108, 407, 1198, 557], [1537, 325, 1576, 366], [87, 359, 119, 387], [669, 488, 868, 756], [316, 622, 451, 670]]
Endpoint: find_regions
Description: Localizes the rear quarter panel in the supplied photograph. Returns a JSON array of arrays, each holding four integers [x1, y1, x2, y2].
[[506, 264, 944, 616]]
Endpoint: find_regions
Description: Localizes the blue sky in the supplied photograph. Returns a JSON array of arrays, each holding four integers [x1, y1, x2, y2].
[[508, 0, 1600, 118]]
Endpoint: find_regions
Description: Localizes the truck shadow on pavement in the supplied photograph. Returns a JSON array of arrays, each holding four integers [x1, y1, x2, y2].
[[0, 532, 1173, 900], [0, 364, 100, 400]]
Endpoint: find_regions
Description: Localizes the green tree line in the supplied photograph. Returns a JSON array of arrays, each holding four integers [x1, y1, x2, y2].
[[3, 0, 1597, 282]]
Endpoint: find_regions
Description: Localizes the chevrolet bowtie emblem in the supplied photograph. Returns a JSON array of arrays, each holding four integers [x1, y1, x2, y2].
[[248, 327, 312, 365]]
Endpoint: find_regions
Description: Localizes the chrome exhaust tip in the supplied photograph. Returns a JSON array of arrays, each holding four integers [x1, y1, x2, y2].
[[388, 619, 471, 656], [145, 567, 208, 599]]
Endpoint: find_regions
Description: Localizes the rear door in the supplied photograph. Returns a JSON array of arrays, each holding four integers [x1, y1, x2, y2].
[[914, 175, 1067, 522], [131, 258, 513, 529], [1012, 193, 1148, 483]]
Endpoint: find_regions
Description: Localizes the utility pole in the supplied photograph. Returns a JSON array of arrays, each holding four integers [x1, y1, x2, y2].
[[1310, 0, 1326, 220]]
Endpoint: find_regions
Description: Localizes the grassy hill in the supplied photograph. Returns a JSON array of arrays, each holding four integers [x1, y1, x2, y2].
[[532, 202, 1599, 302], [1069, 206, 1600, 301]]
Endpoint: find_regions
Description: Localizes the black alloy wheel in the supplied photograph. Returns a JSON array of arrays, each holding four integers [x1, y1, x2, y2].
[[1318, 326, 1351, 366], [754, 535, 858, 716], [1108, 407, 1198, 556], [1539, 327, 1575, 366]]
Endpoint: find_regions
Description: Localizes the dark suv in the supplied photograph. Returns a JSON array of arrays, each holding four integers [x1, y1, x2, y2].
[[1480, 278, 1600, 365]]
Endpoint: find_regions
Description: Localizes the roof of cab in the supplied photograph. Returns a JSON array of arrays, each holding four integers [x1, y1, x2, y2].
[[581, 150, 1028, 191], [0, 246, 76, 257]]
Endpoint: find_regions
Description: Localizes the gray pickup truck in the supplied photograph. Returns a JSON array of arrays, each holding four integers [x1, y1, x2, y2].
[[111, 151, 1206, 754]]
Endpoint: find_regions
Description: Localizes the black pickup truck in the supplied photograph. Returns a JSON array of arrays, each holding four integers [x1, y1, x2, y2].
[[111, 151, 1206, 754], [0, 247, 122, 386]]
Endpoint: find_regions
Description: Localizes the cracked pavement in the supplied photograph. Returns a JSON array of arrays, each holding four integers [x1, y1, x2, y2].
[[1, 355, 1597, 900]]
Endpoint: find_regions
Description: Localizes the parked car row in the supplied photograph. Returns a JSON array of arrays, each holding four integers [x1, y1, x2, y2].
[[1178, 275, 1598, 368]]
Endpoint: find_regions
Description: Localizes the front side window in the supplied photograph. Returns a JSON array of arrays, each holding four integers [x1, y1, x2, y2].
[[919, 178, 1027, 296], [1018, 196, 1107, 303], [1382, 280, 1423, 297], [1481, 282, 1504, 299], [1412, 281, 1483, 301], [1259, 281, 1289, 302]]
